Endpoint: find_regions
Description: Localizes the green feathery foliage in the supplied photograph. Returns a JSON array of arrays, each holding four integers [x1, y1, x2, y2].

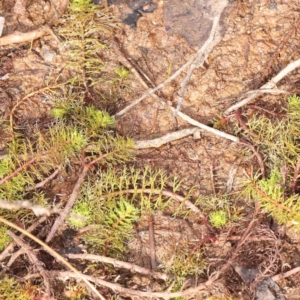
[[68, 167, 193, 257], [243, 170, 300, 228], [54, 0, 117, 88], [243, 95, 300, 229], [0, 226, 12, 251], [0, 276, 33, 300], [247, 95, 300, 169], [195, 193, 243, 227]]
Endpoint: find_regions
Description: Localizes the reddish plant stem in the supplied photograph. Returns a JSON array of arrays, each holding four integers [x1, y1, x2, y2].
[[240, 139, 265, 178], [251, 180, 291, 212], [246, 104, 286, 117], [291, 158, 300, 194], [148, 214, 157, 269], [235, 108, 258, 139], [46, 151, 123, 243], [0, 155, 39, 186]]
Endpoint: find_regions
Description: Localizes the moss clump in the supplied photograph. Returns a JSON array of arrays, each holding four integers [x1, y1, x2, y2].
[[0, 276, 33, 300], [244, 95, 300, 230], [0, 226, 12, 251], [209, 210, 227, 228]]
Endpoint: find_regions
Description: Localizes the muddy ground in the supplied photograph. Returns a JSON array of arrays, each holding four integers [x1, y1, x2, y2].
[[1, 0, 300, 299]]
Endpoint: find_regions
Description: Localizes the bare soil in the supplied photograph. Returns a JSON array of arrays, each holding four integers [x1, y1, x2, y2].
[[1, 0, 300, 299]]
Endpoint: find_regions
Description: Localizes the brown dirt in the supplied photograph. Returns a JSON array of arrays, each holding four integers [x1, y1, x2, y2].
[[1, 0, 300, 299]]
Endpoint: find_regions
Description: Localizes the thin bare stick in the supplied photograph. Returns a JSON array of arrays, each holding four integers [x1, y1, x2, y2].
[[148, 214, 157, 269], [0, 156, 39, 186], [46, 151, 126, 242], [0, 27, 47, 46], [0, 216, 105, 300], [46, 165, 90, 242], [135, 128, 198, 149], [225, 58, 300, 114], [7, 231, 51, 297], [112, 41, 153, 90], [65, 253, 171, 281], [48, 270, 213, 299], [175, 108, 239, 142], [272, 266, 300, 282], [255, 14, 300, 89], [26, 167, 61, 191], [0, 202, 63, 261], [0, 199, 61, 217], [7, 248, 27, 267], [115, 14, 223, 118], [113, 23, 239, 143], [175, 14, 224, 113]]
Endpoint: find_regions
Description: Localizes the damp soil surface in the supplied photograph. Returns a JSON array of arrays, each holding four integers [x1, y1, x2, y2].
[[1, 0, 300, 299]]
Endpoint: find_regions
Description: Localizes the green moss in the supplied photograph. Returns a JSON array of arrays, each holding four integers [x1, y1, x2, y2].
[[209, 210, 227, 228], [0, 276, 32, 300], [0, 226, 12, 251], [244, 95, 300, 230]]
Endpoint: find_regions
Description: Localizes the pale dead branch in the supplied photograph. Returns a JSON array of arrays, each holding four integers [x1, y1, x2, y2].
[[272, 266, 300, 282], [0, 199, 60, 217], [0, 26, 58, 47], [7, 249, 27, 267], [47, 270, 212, 299], [26, 167, 61, 192], [225, 58, 300, 114], [135, 128, 199, 149], [65, 253, 172, 281], [114, 15, 239, 143], [175, 9, 225, 113], [7, 230, 52, 297], [46, 165, 90, 243], [115, 14, 223, 117], [0, 216, 106, 300], [100, 188, 206, 219]]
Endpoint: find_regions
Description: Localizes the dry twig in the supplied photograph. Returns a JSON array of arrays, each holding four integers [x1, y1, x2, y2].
[[272, 266, 300, 282], [26, 167, 61, 192], [0, 208, 59, 261], [0, 199, 61, 217], [114, 16, 239, 143], [225, 58, 300, 114], [46, 151, 118, 242], [46, 165, 90, 242], [7, 231, 52, 297], [135, 128, 199, 149], [0, 0, 67, 46], [175, 11, 224, 113], [0, 216, 105, 300], [65, 253, 171, 281]]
